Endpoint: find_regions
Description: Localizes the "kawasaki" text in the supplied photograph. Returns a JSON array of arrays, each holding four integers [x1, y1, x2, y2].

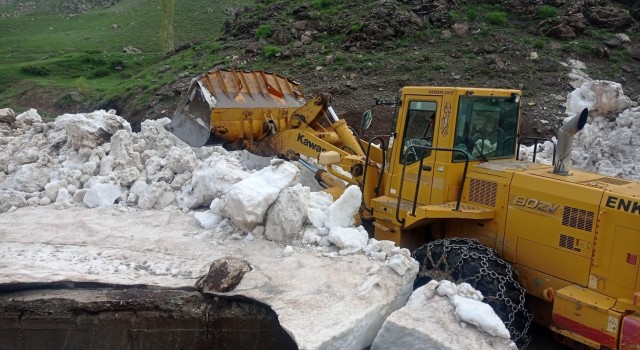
[[297, 133, 327, 153]]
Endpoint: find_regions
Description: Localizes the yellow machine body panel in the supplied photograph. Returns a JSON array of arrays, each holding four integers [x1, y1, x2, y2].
[[591, 183, 640, 301], [552, 285, 624, 349], [504, 168, 604, 286]]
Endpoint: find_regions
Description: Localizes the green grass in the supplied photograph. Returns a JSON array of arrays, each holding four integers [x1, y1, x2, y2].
[[0, 0, 253, 112], [537, 5, 558, 20]]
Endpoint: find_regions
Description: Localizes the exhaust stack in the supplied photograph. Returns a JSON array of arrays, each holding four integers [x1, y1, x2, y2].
[[553, 108, 588, 175]]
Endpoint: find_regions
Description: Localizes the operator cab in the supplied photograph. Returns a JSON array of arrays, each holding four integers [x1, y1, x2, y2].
[[452, 94, 520, 162], [375, 87, 521, 213]]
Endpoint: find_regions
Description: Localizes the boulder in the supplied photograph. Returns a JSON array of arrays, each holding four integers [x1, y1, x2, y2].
[[0, 108, 16, 124], [195, 256, 251, 293]]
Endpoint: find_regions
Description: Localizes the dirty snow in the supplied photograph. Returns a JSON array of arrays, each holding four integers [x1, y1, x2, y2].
[[519, 61, 640, 180]]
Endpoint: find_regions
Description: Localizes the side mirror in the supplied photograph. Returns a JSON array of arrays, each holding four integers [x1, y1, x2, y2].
[[361, 110, 373, 132]]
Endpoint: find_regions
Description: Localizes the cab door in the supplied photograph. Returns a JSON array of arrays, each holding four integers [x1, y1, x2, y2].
[[387, 95, 442, 206]]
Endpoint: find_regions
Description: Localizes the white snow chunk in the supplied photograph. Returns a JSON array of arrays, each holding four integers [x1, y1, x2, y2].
[[372, 283, 514, 350], [566, 80, 631, 119], [328, 225, 368, 255], [83, 183, 122, 208], [282, 245, 294, 257], [0, 164, 51, 192], [306, 191, 334, 228], [326, 185, 361, 228], [0, 190, 27, 213], [384, 254, 417, 276], [55, 110, 130, 150], [225, 160, 299, 232], [450, 295, 511, 339], [16, 108, 42, 125], [56, 188, 72, 203], [436, 280, 459, 298], [194, 211, 224, 229], [176, 152, 249, 209]]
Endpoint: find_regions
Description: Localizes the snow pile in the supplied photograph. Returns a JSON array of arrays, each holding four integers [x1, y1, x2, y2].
[[519, 62, 640, 180], [0, 107, 415, 274], [371, 280, 515, 350]]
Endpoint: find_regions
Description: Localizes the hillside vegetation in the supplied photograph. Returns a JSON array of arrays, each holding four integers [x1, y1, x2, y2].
[[0, 0, 251, 121], [1, 0, 639, 136]]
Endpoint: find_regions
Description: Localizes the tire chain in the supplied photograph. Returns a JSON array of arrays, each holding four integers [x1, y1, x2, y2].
[[412, 238, 532, 348]]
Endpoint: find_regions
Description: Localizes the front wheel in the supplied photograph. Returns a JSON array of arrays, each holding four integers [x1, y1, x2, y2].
[[412, 238, 532, 348]]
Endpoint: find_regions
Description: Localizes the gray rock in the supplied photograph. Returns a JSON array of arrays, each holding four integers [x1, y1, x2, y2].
[[195, 256, 252, 293], [0, 108, 16, 124], [265, 185, 309, 243]]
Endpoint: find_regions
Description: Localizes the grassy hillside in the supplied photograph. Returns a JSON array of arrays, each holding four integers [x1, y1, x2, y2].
[[1, 0, 638, 136], [0, 0, 252, 118]]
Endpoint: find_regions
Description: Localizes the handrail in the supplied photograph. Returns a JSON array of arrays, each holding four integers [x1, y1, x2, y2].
[[517, 137, 556, 164], [395, 146, 470, 227], [361, 137, 386, 213]]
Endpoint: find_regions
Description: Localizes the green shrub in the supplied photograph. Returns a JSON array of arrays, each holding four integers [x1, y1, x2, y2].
[[484, 11, 507, 25], [263, 45, 280, 58], [537, 5, 558, 20], [110, 59, 126, 70], [255, 24, 273, 38], [91, 68, 111, 78], [533, 39, 547, 49], [20, 64, 50, 76], [57, 93, 76, 108], [350, 23, 362, 32], [311, 0, 332, 10], [466, 8, 480, 21]]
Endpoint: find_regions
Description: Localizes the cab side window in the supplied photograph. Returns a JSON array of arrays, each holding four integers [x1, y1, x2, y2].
[[401, 101, 437, 164]]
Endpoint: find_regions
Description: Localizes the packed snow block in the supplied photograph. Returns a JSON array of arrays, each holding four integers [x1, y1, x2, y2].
[[566, 80, 632, 119], [0, 190, 27, 213], [109, 130, 134, 168], [0, 164, 50, 192], [450, 295, 510, 339], [326, 185, 362, 228], [225, 159, 299, 232], [166, 146, 198, 174], [139, 117, 186, 155], [371, 283, 515, 350], [306, 191, 333, 228], [328, 226, 369, 255], [131, 181, 175, 209], [54, 110, 130, 150], [194, 211, 224, 229], [16, 109, 42, 125], [83, 183, 122, 208], [176, 153, 249, 209], [265, 184, 310, 243]]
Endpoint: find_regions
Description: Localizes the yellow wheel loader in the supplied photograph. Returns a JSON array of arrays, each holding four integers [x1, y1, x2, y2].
[[168, 68, 640, 349]]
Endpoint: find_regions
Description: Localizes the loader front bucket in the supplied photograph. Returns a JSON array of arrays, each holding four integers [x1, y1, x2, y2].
[[168, 80, 215, 147], [168, 69, 306, 147]]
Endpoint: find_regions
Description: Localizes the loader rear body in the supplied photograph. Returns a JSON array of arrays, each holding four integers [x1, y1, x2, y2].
[[170, 68, 640, 349]]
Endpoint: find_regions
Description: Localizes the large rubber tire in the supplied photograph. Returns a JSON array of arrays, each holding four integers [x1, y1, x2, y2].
[[412, 238, 532, 348]]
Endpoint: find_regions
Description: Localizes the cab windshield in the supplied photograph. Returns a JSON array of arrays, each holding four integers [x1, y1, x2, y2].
[[453, 95, 519, 161]]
